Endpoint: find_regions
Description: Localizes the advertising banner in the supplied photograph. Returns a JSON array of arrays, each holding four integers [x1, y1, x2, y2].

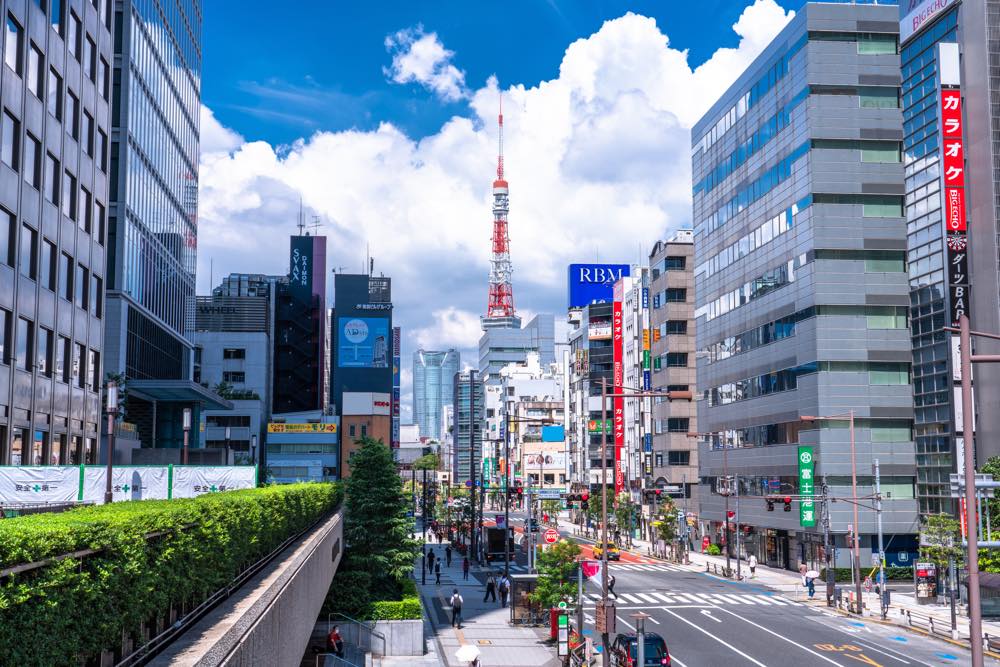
[[900, 0, 958, 43], [523, 452, 567, 470], [268, 422, 338, 433], [288, 236, 315, 303], [613, 283, 625, 494], [0, 466, 80, 502], [171, 466, 256, 499], [588, 323, 612, 339], [392, 326, 401, 448], [80, 466, 171, 503], [338, 317, 390, 368], [940, 86, 971, 327], [587, 419, 612, 433], [798, 446, 816, 527], [567, 264, 630, 309]]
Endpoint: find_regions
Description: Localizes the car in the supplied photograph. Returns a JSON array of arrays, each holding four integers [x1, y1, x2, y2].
[[592, 542, 620, 561], [610, 632, 670, 666]]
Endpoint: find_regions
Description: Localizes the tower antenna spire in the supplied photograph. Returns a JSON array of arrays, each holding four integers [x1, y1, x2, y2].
[[486, 91, 515, 321]]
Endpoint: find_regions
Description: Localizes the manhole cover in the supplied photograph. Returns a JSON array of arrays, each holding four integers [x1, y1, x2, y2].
[[477, 640, 493, 645]]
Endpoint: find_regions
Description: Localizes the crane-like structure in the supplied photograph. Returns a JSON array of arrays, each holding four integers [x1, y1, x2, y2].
[[486, 96, 515, 320]]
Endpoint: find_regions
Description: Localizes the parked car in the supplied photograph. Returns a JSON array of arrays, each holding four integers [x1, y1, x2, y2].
[[592, 542, 621, 561], [610, 632, 670, 666]]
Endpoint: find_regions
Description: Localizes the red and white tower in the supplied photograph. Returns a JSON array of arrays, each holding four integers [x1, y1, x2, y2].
[[486, 97, 516, 322]]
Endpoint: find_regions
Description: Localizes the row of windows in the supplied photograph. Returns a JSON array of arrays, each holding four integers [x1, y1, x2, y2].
[[694, 87, 808, 196], [811, 193, 903, 218], [696, 203, 797, 280], [648, 255, 685, 278], [696, 253, 809, 323], [651, 288, 686, 308], [653, 418, 689, 435], [1, 211, 103, 316], [809, 31, 898, 55], [700, 305, 909, 364], [0, 309, 99, 388], [811, 139, 902, 163], [814, 249, 906, 273], [705, 361, 911, 407], [652, 352, 688, 371], [5, 427, 99, 466], [222, 371, 244, 383], [655, 319, 688, 337], [700, 419, 912, 452]]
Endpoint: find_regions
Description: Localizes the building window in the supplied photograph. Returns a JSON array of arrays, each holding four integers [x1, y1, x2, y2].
[[90, 274, 101, 318], [75, 264, 88, 309], [223, 348, 246, 360], [27, 43, 42, 97], [868, 363, 909, 386], [96, 129, 107, 171], [361, 424, 368, 437], [82, 111, 94, 156], [45, 153, 59, 205], [0, 209, 10, 266], [66, 90, 79, 140], [55, 335, 69, 382], [80, 187, 92, 233], [349, 424, 356, 437], [40, 238, 55, 290], [98, 57, 109, 100], [73, 342, 84, 387], [667, 418, 689, 433], [665, 288, 686, 302], [858, 33, 897, 55], [666, 384, 689, 392], [15, 317, 32, 370], [666, 352, 688, 367], [5, 14, 23, 76], [665, 320, 687, 335], [860, 142, 901, 163], [51, 0, 64, 35], [95, 200, 105, 244], [19, 223, 36, 280], [222, 371, 245, 383], [47, 68, 62, 120], [62, 170, 76, 219], [2, 110, 19, 171], [0, 309, 9, 364], [59, 252, 72, 300], [23, 133, 39, 188], [862, 198, 903, 217], [87, 349, 98, 389], [37, 327, 51, 376], [859, 86, 899, 109], [864, 250, 905, 273], [83, 35, 95, 81], [67, 10, 80, 60], [668, 451, 690, 465], [664, 256, 686, 270], [655, 452, 663, 467]]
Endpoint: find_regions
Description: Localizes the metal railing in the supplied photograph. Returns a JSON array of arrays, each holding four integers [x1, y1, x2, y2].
[[313, 652, 364, 667], [328, 613, 386, 658]]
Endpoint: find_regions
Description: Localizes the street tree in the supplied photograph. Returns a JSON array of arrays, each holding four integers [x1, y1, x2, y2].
[[530, 538, 582, 608], [653, 496, 679, 543], [919, 513, 964, 571]]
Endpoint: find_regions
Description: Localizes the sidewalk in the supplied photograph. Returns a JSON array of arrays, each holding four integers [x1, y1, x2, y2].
[[415, 542, 561, 667]]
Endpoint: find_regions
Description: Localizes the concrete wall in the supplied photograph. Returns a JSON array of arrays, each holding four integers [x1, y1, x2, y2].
[[151, 509, 343, 667]]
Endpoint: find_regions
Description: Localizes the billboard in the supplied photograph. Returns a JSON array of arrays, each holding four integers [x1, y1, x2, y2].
[[613, 282, 625, 494], [338, 317, 390, 367], [289, 236, 315, 302], [567, 264, 630, 309], [940, 86, 971, 327], [267, 422, 338, 433], [342, 392, 392, 416], [523, 452, 567, 470]]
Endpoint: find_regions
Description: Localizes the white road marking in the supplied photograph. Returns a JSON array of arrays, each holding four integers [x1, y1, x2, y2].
[[700, 609, 722, 623], [619, 593, 645, 604], [617, 615, 636, 631], [715, 607, 843, 666], [636, 593, 660, 603], [852, 639, 911, 664], [659, 607, 769, 666], [651, 593, 674, 603]]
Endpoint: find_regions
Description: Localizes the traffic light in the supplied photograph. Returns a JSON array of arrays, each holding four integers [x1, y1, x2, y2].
[[766, 498, 775, 512], [727, 510, 735, 520], [783, 496, 792, 512], [581, 492, 589, 510]]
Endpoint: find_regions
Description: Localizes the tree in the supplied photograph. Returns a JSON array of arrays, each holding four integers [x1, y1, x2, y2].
[[541, 499, 562, 518], [920, 513, 963, 570], [413, 453, 439, 470], [530, 539, 582, 608], [653, 496, 679, 543], [345, 438, 420, 598]]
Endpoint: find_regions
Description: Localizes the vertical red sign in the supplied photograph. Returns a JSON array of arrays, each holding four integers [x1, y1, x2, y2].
[[612, 282, 624, 495], [940, 86, 971, 326]]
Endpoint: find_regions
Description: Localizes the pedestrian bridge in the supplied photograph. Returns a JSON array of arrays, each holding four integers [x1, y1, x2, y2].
[[150, 508, 344, 666]]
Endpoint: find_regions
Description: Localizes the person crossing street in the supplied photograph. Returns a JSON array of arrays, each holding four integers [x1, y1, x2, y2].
[[484, 572, 497, 603], [445, 545, 453, 567]]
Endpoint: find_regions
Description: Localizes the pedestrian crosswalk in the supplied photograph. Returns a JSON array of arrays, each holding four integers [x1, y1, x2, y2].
[[497, 562, 700, 574], [581, 591, 797, 607]]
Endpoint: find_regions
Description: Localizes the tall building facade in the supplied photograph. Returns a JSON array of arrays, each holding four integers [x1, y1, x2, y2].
[[452, 370, 483, 480], [103, 0, 222, 452], [693, 3, 919, 571], [899, 0, 1000, 514], [0, 0, 114, 464], [478, 313, 555, 382], [412, 348, 459, 440], [648, 233, 697, 505]]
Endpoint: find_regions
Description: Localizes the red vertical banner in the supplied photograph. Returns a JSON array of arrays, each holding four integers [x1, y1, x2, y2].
[[940, 86, 971, 326], [612, 282, 624, 494]]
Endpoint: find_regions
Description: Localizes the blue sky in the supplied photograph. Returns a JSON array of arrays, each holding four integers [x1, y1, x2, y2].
[[203, 0, 801, 145]]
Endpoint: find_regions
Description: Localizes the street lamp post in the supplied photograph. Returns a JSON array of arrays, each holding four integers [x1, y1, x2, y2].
[[182, 407, 192, 465], [251, 433, 258, 474], [103, 381, 118, 504], [224, 425, 231, 465], [686, 431, 732, 575], [630, 612, 650, 667]]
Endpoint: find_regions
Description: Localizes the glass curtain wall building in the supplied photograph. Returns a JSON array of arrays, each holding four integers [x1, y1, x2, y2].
[[900, 0, 1000, 514], [412, 349, 459, 440], [693, 2, 919, 571], [0, 0, 113, 465]]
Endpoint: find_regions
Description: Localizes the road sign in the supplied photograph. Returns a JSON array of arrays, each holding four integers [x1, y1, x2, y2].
[[557, 612, 569, 657], [595, 600, 616, 635], [544, 528, 560, 544], [495, 514, 506, 528], [465, 479, 472, 488]]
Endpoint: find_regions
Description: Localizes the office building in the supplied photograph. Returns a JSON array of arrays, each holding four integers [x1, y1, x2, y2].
[[693, 3, 919, 570], [478, 313, 555, 382], [619, 269, 651, 496], [412, 348, 460, 440], [0, 0, 113, 464], [899, 0, 1000, 514], [264, 411, 339, 483], [340, 391, 391, 477], [567, 301, 614, 489], [648, 232, 698, 506], [452, 370, 484, 481]]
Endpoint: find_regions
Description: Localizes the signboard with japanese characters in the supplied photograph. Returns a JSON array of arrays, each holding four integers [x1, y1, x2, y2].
[[798, 446, 816, 527], [80, 466, 170, 503], [613, 282, 625, 494], [940, 86, 971, 326], [170, 465, 257, 499], [0, 466, 79, 502]]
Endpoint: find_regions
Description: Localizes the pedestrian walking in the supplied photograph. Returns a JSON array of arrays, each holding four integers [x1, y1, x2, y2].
[[499, 575, 510, 608], [428, 550, 436, 571], [806, 576, 816, 599], [608, 574, 618, 599], [462, 557, 470, 580], [435, 561, 442, 585], [446, 545, 453, 567], [450, 589, 464, 628], [748, 554, 757, 579], [484, 572, 497, 602]]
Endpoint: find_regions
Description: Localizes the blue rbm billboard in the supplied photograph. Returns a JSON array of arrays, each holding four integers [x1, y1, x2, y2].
[[567, 264, 631, 309]]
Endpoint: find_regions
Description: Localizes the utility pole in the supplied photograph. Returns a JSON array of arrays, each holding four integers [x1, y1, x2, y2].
[[958, 315, 983, 666], [422, 466, 428, 585], [874, 458, 887, 619], [822, 477, 835, 607], [735, 473, 741, 581], [504, 388, 511, 578], [723, 439, 731, 574], [600, 377, 611, 667], [470, 370, 479, 564]]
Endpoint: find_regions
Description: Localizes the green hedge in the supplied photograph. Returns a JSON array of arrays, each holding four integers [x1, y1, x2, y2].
[[819, 566, 913, 582], [0, 482, 342, 666], [368, 597, 422, 620]]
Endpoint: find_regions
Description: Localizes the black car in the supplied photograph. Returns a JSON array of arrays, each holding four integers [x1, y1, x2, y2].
[[610, 632, 670, 667]]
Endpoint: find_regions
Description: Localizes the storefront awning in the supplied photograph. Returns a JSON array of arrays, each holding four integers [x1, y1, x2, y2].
[[127, 380, 233, 410]]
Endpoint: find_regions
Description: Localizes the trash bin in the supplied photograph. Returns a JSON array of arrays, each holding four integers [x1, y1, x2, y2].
[[550, 607, 560, 639]]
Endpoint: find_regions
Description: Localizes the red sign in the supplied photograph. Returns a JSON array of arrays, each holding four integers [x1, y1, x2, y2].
[[701, 536, 710, 552], [612, 284, 625, 494], [941, 89, 962, 138], [943, 139, 965, 186], [945, 187, 967, 232], [544, 528, 560, 544]]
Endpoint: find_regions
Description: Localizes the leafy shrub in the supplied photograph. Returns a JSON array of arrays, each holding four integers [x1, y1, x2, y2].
[[819, 566, 912, 582], [0, 483, 341, 666], [706, 544, 722, 556], [368, 597, 422, 620], [322, 568, 373, 618]]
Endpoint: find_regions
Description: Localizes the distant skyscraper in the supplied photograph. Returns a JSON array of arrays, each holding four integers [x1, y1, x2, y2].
[[413, 349, 460, 440], [478, 314, 555, 383]]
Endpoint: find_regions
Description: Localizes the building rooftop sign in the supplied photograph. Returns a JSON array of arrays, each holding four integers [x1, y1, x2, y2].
[[900, 0, 957, 44], [566, 264, 630, 309]]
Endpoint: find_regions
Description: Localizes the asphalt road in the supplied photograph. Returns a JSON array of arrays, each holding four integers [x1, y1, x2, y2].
[[569, 539, 994, 667]]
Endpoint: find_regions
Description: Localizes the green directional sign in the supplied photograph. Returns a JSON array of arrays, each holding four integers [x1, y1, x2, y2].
[[798, 445, 816, 527]]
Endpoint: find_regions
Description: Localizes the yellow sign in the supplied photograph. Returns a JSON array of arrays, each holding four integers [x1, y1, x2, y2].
[[267, 423, 338, 434], [643, 329, 650, 350]]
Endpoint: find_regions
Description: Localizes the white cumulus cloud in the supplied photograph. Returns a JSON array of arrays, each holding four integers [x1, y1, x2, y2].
[[197, 1, 794, 417], [384, 26, 468, 102]]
